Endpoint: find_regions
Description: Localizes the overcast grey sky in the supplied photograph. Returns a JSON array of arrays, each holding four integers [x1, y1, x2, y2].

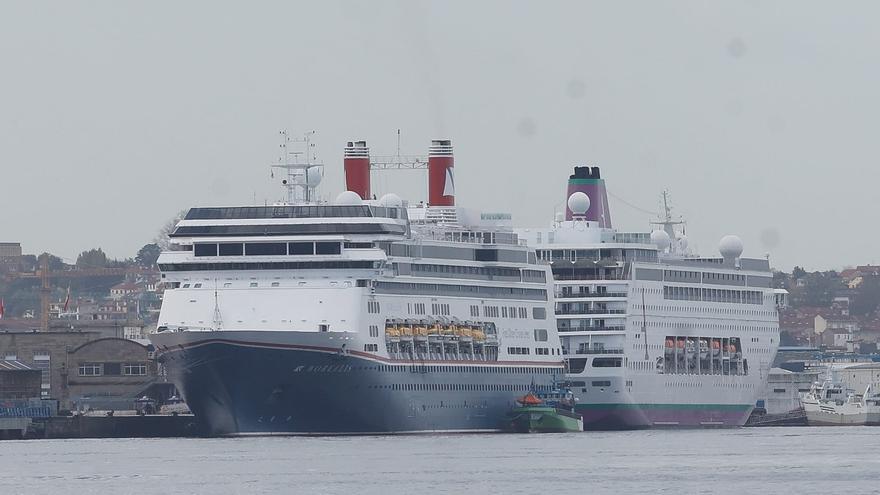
[[1, 1, 876, 271]]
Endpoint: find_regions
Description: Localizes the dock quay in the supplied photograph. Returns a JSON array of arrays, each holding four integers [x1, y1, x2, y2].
[[2, 414, 204, 440]]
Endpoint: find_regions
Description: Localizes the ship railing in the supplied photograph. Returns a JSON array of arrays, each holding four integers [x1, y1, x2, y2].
[[572, 348, 625, 355], [558, 326, 626, 332], [552, 274, 625, 282], [556, 292, 628, 299], [555, 309, 626, 315]]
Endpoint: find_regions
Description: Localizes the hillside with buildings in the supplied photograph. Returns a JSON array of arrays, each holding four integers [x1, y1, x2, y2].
[[778, 265, 880, 353], [0, 241, 168, 414], [0, 242, 162, 339]]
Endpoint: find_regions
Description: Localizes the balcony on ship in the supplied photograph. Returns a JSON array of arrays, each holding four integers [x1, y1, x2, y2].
[[555, 299, 628, 318], [557, 320, 626, 333], [555, 291, 628, 299]]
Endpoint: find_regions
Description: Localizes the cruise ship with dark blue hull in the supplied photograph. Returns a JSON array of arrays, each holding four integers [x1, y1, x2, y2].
[[151, 137, 565, 435], [158, 335, 561, 435]]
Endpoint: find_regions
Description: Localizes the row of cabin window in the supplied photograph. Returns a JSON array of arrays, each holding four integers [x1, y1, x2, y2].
[[173, 223, 405, 237], [662, 285, 763, 305], [361, 364, 559, 376], [565, 357, 622, 373], [411, 263, 520, 278], [194, 242, 341, 257], [160, 261, 377, 272], [374, 281, 548, 301], [184, 205, 374, 220], [471, 304, 547, 319], [369, 383, 552, 392]]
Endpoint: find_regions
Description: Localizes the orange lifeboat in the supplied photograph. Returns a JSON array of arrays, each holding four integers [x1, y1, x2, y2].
[[516, 393, 543, 406], [665, 339, 674, 348]]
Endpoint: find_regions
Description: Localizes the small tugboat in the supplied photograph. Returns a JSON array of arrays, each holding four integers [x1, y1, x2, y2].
[[504, 390, 583, 433]]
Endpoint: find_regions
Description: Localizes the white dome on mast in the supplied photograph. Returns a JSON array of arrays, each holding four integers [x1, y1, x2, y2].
[[650, 230, 671, 251], [306, 167, 323, 188], [719, 235, 744, 263], [567, 192, 590, 216]]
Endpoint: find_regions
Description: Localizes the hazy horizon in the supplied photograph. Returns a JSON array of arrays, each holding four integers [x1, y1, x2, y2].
[[2, 1, 877, 272]]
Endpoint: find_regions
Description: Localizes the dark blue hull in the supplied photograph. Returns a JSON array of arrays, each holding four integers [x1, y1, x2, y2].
[[158, 340, 561, 435]]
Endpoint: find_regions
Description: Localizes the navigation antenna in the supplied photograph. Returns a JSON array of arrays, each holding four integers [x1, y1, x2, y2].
[[271, 130, 324, 204], [649, 190, 686, 252], [212, 282, 223, 331]]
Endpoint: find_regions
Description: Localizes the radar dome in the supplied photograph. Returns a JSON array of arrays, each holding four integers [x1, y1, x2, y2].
[[567, 192, 590, 215], [650, 230, 671, 251], [677, 235, 689, 250], [719, 235, 744, 259], [306, 167, 323, 187], [335, 190, 363, 206], [379, 193, 403, 208]]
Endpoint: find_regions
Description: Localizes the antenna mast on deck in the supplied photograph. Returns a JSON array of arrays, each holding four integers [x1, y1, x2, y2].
[[271, 130, 324, 204], [650, 190, 686, 249], [212, 285, 223, 331]]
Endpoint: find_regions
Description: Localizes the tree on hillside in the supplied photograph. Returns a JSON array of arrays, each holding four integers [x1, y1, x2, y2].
[[154, 210, 187, 250], [851, 275, 880, 316], [136, 243, 162, 267], [38, 253, 67, 271], [794, 270, 842, 307], [772, 270, 791, 289], [792, 266, 807, 280], [76, 248, 108, 269]]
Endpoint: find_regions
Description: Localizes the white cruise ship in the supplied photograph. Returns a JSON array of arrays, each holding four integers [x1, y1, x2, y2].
[[150, 138, 563, 435], [516, 166, 787, 428]]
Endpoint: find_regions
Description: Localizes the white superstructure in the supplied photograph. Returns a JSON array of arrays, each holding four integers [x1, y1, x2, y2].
[[516, 167, 787, 428], [150, 138, 564, 435]]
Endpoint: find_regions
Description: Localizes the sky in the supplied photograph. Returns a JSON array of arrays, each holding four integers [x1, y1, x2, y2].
[[1, 1, 877, 271]]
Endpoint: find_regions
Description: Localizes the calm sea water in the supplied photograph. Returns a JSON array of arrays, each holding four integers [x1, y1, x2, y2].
[[0, 427, 878, 494]]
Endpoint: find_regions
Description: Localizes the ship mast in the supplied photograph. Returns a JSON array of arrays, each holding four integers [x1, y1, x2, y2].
[[271, 130, 323, 204], [650, 190, 686, 253]]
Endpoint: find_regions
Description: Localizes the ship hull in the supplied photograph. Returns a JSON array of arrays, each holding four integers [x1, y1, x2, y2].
[[576, 403, 753, 429], [803, 402, 868, 426], [152, 331, 561, 435], [569, 372, 757, 429]]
